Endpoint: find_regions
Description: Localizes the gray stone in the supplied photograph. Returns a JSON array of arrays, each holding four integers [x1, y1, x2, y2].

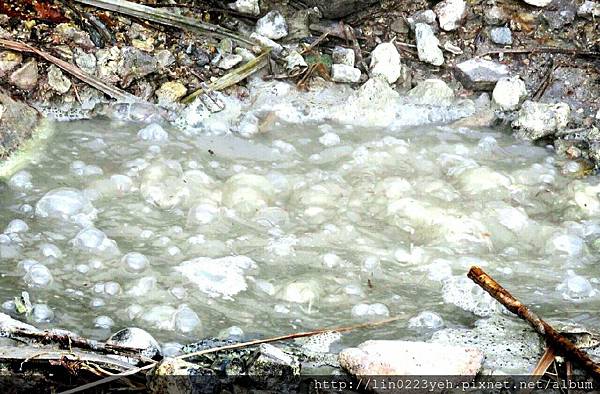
[[118, 47, 158, 87], [578, 1, 600, 18], [107, 327, 162, 359], [228, 0, 259, 16], [542, 7, 576, 30], [0, 89, 39, 159], [74, 50, 97, 74], [415, 24, 444, 66], [370, 42, 401, 83], [434, 0, 467, 31], [408, 79, 455, 106], [332, 46, 355, 67], [9, 59, 38, 90], [155, 82, 187, 107], [455, 58, 509, 90], [47, 65, 71, 94], [490, 26, 513, 45], [147, 357, 208, 394], [339, 340, 483, 377], [255, 11, 288, 40], [218, 54, 243, 70], [512, 100, 571, 140], [53, 23, 95, 49], [304, 0, 379, 18], [285, 51, 307, 70], [0, 312, 38, 332], [331, 64, 361, 83], [247, 344, 300, 385], [407, 9, 437, 30], [218, 38, 233, 55], [492, 76, 527, 111], [484, 6, 508, 25], [235, 47, 256, 62], [156, 49, 175, 68], [0, 51, 22, 77]]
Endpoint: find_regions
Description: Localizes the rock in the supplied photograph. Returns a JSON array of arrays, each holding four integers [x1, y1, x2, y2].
[[155, 49, 175, 68], [0, 89, 39, 159], [249, 33, 283, 55], [331, 64, 361, 83], [452, 108, 498, 128], [407, 9, 437, 30], [255, 11, 288, 40], [47, 65, 71, 94], [484, 6, 508, 25], [332, 46, 355, 67], [247, 344, 300, 386], [118, 47, 158, 87], [490, 26, 512, 45], [155, 81, 187, 107], [0, 312, 38, 332], [285, 51, 307, 70], [228, 0, 259, 16], [235, 47, 256, 62], [542, 6, 576, 30], [217, 54, 243, 70], [370, 42, 401, 84], [492, 76, 527, 111], [454, 58, 509, 90], [74, 50, 97, 74], [578, 1, 600, 18], [218, 38, 233, 55], [434, 0, 467, 31], [304, 0, 379, 18], [415, 23, 444, 66], [522, 0, 553, 7], [35, 188, 96, 225], [408, 79, 455, 105], [339, 340, 483, 377], [53, 23, 95, 49], [147, 357, 214, 394], [0, 51, 22, 77], [9, 59, 38, 90], [512, 100, 571, 140], [107, 327, 162, 359]]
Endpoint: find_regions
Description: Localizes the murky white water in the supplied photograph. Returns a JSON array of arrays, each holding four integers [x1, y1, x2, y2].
[[1, 82, 600, 365]]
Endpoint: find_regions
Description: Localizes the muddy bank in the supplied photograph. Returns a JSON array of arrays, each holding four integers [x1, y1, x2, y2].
[[0, 0, 598, 169]]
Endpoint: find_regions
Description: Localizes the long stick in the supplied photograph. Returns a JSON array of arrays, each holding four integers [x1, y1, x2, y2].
[[58, 315, 401, 394], [0, 38, 138, 103], [467, 266, 600, 380], [73, 0, 255, 47]]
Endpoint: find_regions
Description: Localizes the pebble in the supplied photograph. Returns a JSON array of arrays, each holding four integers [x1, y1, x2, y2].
[[0, 51, 22, 76], [229, 0, 260, 16], [218, 54, 243, 70], [47, 65, 71, 94], [578, 1, 600, 18], [415, 23, 444, 66], [454, 58, 509, 90], [32, 304, 54, 323], [35, 188, 97, 225], [122, 252, 149, 272], [23, 264, 53, 288], [249, 33, 283, 55], [492, 76, 527, 111], [5, 219, 28, 234], [331, 64, 361, 83], [255, 10, 288, 40], [94, 315, 115, 329], [522, 0, 552, 7], [407, 9, 437, 30], [434, 0, 467, 31], [8, 170, 33, 190], [174, 305, 201, 333], [9, 59, 38, 90], [407, 79, 455, 106], [107, 327, 162, 358], [370, 42, 401, 84], [74, 50, 97, 74], [490, 26, 513, 45], [285, 51, 307, 70], [137, 123, 169, 143], [332, 46, 355, 67], [155, 82, 187, 107]]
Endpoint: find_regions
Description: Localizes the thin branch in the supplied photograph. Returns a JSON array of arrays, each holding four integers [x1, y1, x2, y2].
[[478, 47, 600, 58], [467, 266, 600, 380]]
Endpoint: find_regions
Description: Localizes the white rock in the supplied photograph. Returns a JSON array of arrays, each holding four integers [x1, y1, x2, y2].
[[5, 219, 28, 234], [121, 252, 149, 272], [415, 23, 444, 66], [522, 0, 552, 7], [285, 51, 307, 70], [176, 256, 256, 299], [434, 0, 467, 31], [492, 76, 527, 111], [108, 327, 162, 358], [339, 340, 483, 376], [332, 46, 355, 67], [255, 11, 288, 40], [250, 33, 283, 55], [35, 188, 97, 226], [23, 264, 53, 288], [174, 305, 201, 333], [370, 42, 401, 84], [218, 54, 243, 70], [513, 100, 571, 140], [279, 280, 320, 304], [408, 79, 454, 105], [455, 58, 509, 90], [228, 0, 259, 16], [578, 1, 600, 18], [8, 170, 33, 190], [331, 64, 361, 83]]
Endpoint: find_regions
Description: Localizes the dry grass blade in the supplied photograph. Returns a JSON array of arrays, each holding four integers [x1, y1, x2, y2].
[[0, 38, 138, 103], [73, 0, 255, 47], [181, 50, 270, 104], [58, 315, 401, 394]]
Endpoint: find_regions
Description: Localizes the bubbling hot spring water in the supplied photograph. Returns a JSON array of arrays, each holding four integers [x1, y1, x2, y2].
[[1, 78, 600, 370]]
